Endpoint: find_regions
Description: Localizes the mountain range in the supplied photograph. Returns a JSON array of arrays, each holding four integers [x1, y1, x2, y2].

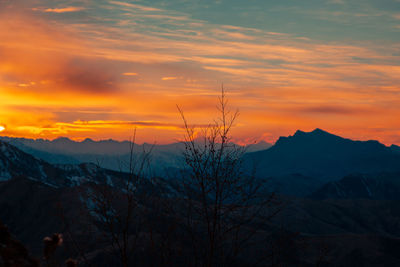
[[1, 129, 400, 266], [0, 136, 272, 174]]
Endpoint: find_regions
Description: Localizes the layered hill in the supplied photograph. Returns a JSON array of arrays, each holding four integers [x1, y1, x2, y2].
[[0, 136, 271, 173], [0, 140, 130, 188], [310, 172, 400, 200]]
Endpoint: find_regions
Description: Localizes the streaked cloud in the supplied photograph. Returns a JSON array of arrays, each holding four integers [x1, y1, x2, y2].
[[33, 7, 86, 13], [70, 120, 184, 130], [109, 1, 162, 12], [294, 105, 369, 115]]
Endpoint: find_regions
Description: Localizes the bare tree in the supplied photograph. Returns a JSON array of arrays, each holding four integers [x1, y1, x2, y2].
[[177, 87, 281, 267], [83, 129, 153, 267]]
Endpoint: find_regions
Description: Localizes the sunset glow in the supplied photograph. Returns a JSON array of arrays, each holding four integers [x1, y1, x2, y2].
[[1, 1, 400, 145]]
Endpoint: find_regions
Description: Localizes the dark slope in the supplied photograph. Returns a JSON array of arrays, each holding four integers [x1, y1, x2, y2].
[[310, 172, 400, 200], [298, 234, 400, 267], [391, 144, 400, 154], [264, 173, 324, 197], [246, 128, 400, 180], [273, 196, 400, 237], [0, 177, 81, 255]]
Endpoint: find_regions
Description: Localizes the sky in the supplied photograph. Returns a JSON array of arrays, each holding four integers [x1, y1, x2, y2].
[[0, 0, 400, 145]]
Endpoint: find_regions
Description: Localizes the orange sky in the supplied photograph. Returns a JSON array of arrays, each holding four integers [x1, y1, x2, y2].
[[1, 1, 400, 145]]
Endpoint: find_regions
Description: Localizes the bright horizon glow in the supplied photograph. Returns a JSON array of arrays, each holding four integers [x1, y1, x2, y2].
[[0, 126, 5, 132], [1, 1, 399, 145]]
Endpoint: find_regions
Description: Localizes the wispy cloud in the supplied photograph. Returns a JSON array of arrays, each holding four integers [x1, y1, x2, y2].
[[294, 105, 368, 115], [41, 7, 86, 13], [109, 1, 162, 12], [65, 120, 185, 130]]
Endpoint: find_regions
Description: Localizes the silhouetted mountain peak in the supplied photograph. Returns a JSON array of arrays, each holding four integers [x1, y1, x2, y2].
[[311, 128, 331, 135], [247, 128, 400, 180], [53, 137, 73, 143], [293, 129, 305, 136], [293, 128, 337, 138], [275, 128, 340, 149]]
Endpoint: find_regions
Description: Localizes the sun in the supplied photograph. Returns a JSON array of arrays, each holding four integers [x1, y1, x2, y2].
[[0, 126, 5, 132]]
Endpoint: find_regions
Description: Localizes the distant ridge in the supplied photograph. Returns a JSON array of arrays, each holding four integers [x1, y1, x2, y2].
[[0, 136, 133, 155], [0, 136, 272, 173], [0, 140, 129, 187]]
